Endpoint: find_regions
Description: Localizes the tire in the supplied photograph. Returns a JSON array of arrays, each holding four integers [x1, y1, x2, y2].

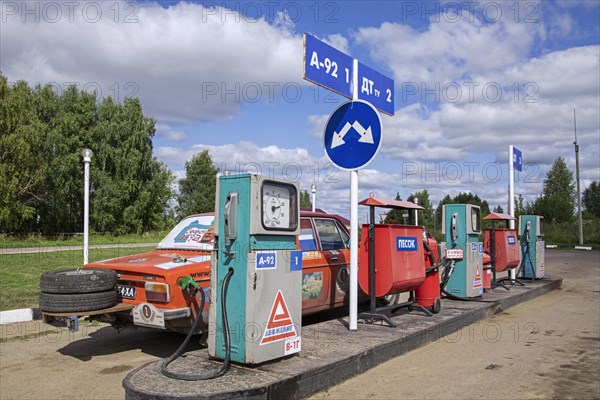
[[431, 298, 442, 314], [40, 268, 117, 294], [39, 290, 118, 313]]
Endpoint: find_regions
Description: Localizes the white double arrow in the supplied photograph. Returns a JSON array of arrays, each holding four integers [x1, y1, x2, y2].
[[331, 120, 374, 149]]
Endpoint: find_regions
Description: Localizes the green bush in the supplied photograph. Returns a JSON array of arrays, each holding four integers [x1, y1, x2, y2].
[[543, 218, 600, 246]]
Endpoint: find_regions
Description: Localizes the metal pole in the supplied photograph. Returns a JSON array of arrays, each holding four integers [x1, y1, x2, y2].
[[349, 58, 359, 331], [414, 197, 419, 226], [508, 145, 516, 280], [369, 205, 376, 312], [574, 109, 583, 245], [311, 184, 316, 213], [82, 149, 92, 266]]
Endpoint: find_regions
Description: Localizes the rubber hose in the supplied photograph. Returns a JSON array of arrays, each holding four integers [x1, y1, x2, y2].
[[160, 268, 234, 380]]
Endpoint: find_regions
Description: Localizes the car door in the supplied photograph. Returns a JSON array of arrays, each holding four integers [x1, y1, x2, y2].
[[313, 218, 350, 309], [299, 217, 329, 313]]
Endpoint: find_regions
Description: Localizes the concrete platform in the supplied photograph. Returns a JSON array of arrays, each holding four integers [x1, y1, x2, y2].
[[123, 277, 562, 400]]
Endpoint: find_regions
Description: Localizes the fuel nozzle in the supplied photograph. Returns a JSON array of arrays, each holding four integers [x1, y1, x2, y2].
[[178, 276, 199, 298]]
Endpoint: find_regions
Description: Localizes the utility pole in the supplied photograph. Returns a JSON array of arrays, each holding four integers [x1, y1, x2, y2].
[[573, 109, 583, 245]]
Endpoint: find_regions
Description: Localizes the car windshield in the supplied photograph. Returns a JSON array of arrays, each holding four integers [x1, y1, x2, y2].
[[157, 214, 215, 251]]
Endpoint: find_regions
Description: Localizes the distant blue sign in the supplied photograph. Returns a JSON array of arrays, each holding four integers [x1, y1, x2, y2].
[[508, 236, 516, 245], [290, 250, 303, 271], [304, 33, 353, 99], [357, 62, 395, 116], [397, 236, 418, 251], [513, 147, 523, 171], [256, 252, 276, 270], [323, 100, 382, 170], [471, 242, 478, 252], [479, 242, 483, 254]]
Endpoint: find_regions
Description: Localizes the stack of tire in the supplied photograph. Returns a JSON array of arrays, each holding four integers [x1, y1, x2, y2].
[[39, 269, 119, 313]]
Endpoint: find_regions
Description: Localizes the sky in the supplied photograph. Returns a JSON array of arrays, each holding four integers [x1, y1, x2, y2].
[[2, 0, 599, 221]]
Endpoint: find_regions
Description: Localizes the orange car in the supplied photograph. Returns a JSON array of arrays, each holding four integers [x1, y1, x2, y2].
[[68, 211, 357, 333]]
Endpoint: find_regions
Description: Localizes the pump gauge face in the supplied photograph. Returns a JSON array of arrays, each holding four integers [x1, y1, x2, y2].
[[470, 207, 481, 233], [261, 182, 298, 231]]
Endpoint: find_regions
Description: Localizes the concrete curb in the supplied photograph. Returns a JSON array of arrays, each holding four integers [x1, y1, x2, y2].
[[0, 308, 41, 324]]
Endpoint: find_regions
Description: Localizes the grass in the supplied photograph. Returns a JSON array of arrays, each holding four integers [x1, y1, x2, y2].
[[0, 246, 155, 311], [0, 231, 168, 249], [543, 219, 600, 247]]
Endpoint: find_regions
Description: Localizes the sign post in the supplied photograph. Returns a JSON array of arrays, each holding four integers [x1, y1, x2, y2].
[[304, 33, 393, 331], [508, 145, 522, 280]]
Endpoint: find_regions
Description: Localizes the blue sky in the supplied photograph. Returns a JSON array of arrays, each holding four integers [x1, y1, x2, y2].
[[2, 0, 599, 220]]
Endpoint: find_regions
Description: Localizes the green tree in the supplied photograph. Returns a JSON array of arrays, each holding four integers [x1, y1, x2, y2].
[[434, 194, 453, 231], [532, 157, 575, 223], [0, 77, 47, 233], [176, 150, 218, 218], [36, 85, 97, 234], [407, 190, 434, 229], [582, 181, 600, 218], [493, 205, 504, 213], [300, 190, 312, 209], [0, 74, 174, 235], [89, 97, 174, 234]]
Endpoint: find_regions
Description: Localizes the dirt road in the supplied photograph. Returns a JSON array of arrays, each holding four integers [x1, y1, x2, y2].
[[311, 250, 600, 400], [0, 250, 598, 400]]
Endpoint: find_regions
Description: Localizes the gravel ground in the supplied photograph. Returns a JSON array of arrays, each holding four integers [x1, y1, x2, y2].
[[0, 249, 598, 400]]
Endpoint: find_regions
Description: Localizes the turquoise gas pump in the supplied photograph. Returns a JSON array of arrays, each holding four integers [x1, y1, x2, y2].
[[441, 204, 484, 298], [518, 215, 545, 279], [208, 173, 302, 365]]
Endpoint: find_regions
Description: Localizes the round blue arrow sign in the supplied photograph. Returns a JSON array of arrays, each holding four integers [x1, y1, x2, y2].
[[323, 100, 382, 170]]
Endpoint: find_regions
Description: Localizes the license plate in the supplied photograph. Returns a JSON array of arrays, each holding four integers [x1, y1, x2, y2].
[[116, 285, 136, 299], [133, 303, 165, 329]]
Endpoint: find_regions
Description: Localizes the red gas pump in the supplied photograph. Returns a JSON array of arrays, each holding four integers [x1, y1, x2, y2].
[[357, 196, 441, 327], [483, 213, 521, 290]]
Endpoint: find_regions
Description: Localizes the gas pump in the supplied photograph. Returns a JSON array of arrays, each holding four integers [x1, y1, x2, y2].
[[518, 215, 545, 279], [441, 204, 484, 298], [208, 173, 302, 365]]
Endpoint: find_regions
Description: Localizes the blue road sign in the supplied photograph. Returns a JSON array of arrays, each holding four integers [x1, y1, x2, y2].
[[513, 147, 523, 171], [304, 33, 353, 99], [323, 100, 382, 170], [357, 62, 395, 116]]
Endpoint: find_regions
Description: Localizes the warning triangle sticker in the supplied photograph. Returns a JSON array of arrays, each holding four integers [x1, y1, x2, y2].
[[473, 263, 482, 289], [260, 290, 297, 345]]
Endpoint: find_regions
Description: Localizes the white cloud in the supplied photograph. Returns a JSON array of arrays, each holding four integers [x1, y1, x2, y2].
[[353, 8, 541, 85], [347, 10, 599, 200], [155, 123, 187, 142], [1, 1, 304, 123], [307, 114, 329, 138], [322, 34, 350, 54]]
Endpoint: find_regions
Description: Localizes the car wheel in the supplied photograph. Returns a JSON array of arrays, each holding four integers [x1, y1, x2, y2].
[[40, 268, 117, 294], [39, 290, 118, 313], [431, 298, 442, 314]]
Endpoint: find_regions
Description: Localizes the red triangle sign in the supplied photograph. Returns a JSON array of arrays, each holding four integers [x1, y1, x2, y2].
[[261, 290, 297, 345], [473, 263, 482, 288]]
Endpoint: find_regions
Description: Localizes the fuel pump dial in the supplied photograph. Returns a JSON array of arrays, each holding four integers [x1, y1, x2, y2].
[[262, 182, 297, 230]]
